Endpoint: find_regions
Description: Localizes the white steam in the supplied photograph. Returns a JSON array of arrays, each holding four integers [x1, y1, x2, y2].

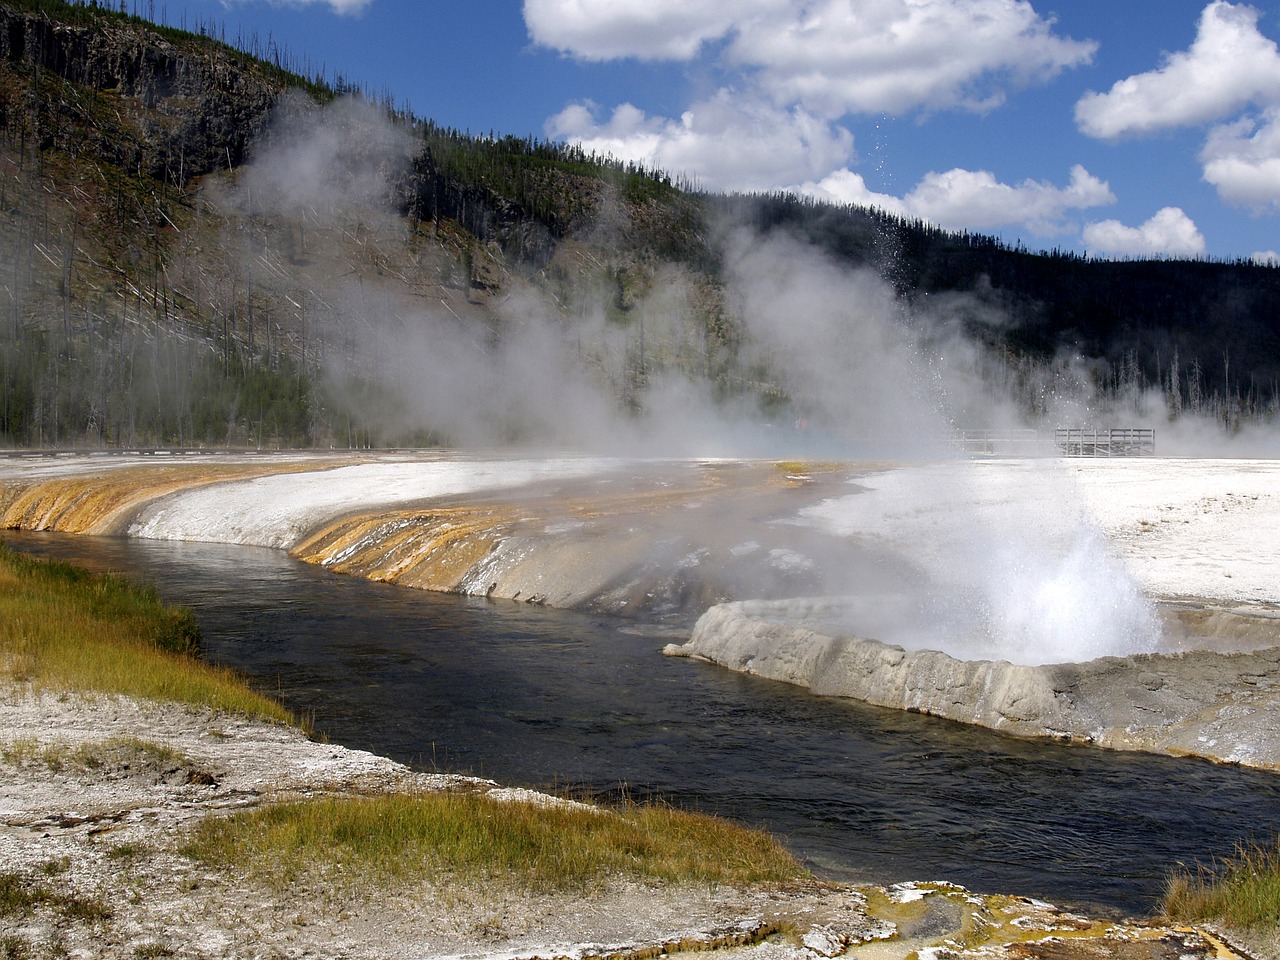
[[211, 96, 1221, 664], [799, 461, 1161, 666]]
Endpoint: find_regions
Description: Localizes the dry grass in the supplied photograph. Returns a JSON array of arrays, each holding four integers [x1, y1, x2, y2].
[[0, 544, 292, 724], [185, 790, 805, 895], [1163, 839, 1280, 928]]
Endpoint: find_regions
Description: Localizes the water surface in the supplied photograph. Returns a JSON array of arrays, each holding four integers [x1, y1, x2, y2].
[[11, 530, 1280, 918]]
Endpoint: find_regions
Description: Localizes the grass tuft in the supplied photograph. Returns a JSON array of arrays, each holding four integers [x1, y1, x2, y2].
[[185, 790, 805, 895], [0, 543, 291, 724], [1, 736, 198, 778], [1163, 839, 1280, 928], [0, 871, 109, 923]]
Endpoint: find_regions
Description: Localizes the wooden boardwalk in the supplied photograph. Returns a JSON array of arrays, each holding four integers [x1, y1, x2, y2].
[[1053, 427, 1155, 457], [952, 427, 1155, 457]]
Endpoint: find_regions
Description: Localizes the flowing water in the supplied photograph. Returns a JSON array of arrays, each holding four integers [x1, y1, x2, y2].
[[11, 530, 1280, 918]]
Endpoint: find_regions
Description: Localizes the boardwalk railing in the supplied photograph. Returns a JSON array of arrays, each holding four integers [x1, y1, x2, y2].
[[951, 429, 1049, 457], [952, 427, 1155, 457], [1053, 427, 1155, 457]]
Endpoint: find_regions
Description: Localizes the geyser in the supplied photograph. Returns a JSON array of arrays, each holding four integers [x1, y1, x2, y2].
[[796, 458, 1162, 666]]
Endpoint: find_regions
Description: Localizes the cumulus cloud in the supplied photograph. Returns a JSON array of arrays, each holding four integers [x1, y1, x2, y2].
[[1201, 108, 1280, 211], [1255, 250, 1280, 265], [546, 92, 854, 191], [795, 169, 907, 215], [1075, 1, 1280, 139], [532, 0, 1112, 243], [900, 164, 1115, 234], [727, 0, 1096, 116], [799, 165, 1117, 238], [1083, 207, 1207, 258], [523, 0, 777, 61], [527, 0, 1094, 117]]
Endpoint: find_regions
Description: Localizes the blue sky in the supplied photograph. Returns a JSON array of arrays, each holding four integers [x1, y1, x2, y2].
[[146, 0, 1279, 262]]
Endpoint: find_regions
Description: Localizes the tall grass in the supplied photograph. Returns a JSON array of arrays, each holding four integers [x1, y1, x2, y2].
[[1163, 839, 1280, 928], [0, 544, 292, 724], [186, 790, 805, 894]]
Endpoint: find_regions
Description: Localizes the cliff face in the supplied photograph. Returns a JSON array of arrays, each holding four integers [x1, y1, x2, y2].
[[0, 2, 554, 257], [0, 3, 282, 182], [0, 1, 634, 449]]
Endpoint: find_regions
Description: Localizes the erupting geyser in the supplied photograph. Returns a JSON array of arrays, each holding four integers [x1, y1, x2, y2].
[[794, 458, 1163, 666], [967, 524, 1162, 665]]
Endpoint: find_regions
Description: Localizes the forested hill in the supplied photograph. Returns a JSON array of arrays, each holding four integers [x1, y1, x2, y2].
[[0, 0, 1275, 449]]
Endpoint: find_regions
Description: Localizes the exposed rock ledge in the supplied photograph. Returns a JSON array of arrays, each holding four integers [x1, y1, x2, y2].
[[664, 599, 1280, 771], [0, 685, 1266, 960]]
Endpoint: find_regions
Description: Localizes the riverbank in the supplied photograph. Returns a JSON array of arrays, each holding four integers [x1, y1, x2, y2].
[[0, 683, 1265, 960], [5, 453, 1280, 772]]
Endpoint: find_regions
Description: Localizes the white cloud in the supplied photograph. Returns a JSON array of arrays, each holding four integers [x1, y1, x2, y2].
[[1201, 108, 1280, 211], [527, 0, 1094, 117], [226, 0, 373, 12], [728, 0, 1096, 116], [551, 92, 1115, 236], [522, 0, 757, 61], [796, 169, 907, 216], [1075, 1, 1280, 139], [1254, 249, 1280, 265], [1083, 208, 1207, 258], [799, 165, 1115, 237], [549, 95, 1113, 237], [259, 0, 372, 11], [522, 0, 778, 61], [899, 165, 1115, 234], [546, 92, 854, 191]]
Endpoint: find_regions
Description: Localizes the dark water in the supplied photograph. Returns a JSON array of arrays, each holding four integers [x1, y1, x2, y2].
[[11, 530, 1280, 918]]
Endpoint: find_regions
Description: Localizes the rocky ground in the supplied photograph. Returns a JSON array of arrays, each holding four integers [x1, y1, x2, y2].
[[0, 684, 1272, 960]]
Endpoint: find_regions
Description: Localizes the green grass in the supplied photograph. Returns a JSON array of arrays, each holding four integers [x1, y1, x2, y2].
[[1, 735, 190, 774], [0, 871, 109, 923], [0, 547, 807, 900], [185, 790, 805, 895], [1163, 839, 1280, 928], [0, 544, 292, 724]]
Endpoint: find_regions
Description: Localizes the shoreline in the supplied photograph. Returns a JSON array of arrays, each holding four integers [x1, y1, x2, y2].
[[0, 683, 1267, 960]]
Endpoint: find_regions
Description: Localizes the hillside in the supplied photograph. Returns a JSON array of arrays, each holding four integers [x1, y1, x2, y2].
[[0, 0, 1276, 450]]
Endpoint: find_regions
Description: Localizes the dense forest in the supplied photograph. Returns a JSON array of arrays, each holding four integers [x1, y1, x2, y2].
[[0, 0, 1275, 450]]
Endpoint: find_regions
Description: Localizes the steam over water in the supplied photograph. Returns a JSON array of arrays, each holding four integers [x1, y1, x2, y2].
[[130, 94, 1206, 666], [12, 530, 1280, 918]]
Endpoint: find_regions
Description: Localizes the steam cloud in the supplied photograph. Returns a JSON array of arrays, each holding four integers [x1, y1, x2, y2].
[[208, 95, 1273, 664]]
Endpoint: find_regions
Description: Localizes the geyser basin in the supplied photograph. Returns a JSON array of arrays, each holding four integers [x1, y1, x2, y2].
[[665, 596, 1280, 769], [4, 452, 1280, 768]]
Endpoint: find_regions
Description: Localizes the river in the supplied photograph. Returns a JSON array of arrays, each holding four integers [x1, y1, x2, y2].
[[11, 529, 1280, 918]]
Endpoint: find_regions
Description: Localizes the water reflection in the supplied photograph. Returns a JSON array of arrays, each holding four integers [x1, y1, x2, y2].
[[10, 530, 1280, 917]]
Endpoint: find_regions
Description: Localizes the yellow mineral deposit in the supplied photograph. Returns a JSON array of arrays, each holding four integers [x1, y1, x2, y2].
[[290, 506, 517, 591], [0, 460, 350, 535], [848, 883, 1241, 960]]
